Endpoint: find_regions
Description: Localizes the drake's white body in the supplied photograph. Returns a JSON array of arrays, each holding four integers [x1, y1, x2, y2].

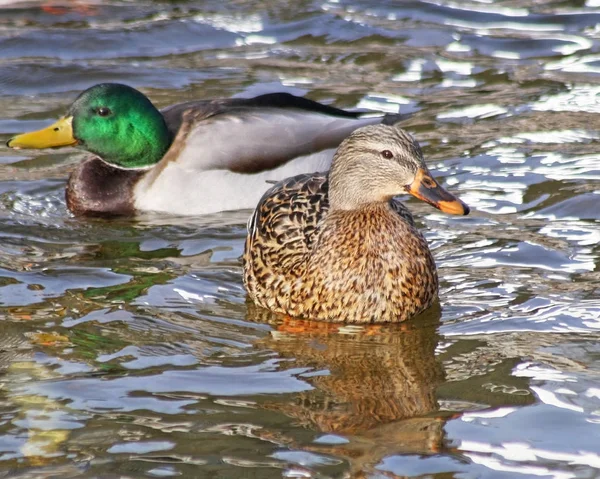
[[134, 149, 334, 214]]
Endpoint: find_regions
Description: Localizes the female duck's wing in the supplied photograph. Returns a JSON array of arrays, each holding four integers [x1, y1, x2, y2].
[[158, 93, 404, 174], [243, 172, 329, 298]]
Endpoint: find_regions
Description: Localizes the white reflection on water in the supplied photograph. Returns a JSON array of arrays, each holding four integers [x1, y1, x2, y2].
[[17, 361, 312, 413], [236, 35, 278, 46], [441, 77, 477, 88], [436, 58, 473, 75], [437, 104, 509, 120], [444, 301, 600, 334], [547, 53, 600, 74], [392, 59, 426, 82], [108, 441, 174, 455], [538, 224, 600, 246], [531, 387, 584, 412], [462, 445, 589, 479], [534, 153, 600, 181], [534, 85, 600, 113], [193, 13, 264, 34], [451, 379, 600, 474], [492, 50, 520, 60], [489, 130, 599, 145], [439, 1, 529, 17], [355, 93, 407, 113], [446, 39, 472, 52], [445, 19, 561, 33]]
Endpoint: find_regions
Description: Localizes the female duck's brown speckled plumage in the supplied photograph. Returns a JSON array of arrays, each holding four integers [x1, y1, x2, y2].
[[243, 123, 470, 323]]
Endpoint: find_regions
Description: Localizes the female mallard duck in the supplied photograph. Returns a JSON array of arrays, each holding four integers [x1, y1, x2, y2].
[[243, 123, 469, 323], [6, 83, 400, 217]]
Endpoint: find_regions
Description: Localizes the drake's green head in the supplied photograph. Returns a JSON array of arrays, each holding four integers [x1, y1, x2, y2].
[[7, 83, 172, 169]]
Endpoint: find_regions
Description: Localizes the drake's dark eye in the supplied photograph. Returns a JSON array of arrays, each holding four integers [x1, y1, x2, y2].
[[97, 107, 112, 117], [381, 149, 394, 159]]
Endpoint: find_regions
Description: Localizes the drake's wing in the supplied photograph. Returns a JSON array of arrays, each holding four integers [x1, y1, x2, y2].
[[159, 93, 404, 173]]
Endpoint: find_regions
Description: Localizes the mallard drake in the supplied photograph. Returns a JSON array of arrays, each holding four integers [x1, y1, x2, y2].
[[243, 123, 469, 323], [6, 83, 401, 217]]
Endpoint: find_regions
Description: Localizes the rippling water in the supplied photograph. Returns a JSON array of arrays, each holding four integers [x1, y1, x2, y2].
[[1, 1, 600, 477]]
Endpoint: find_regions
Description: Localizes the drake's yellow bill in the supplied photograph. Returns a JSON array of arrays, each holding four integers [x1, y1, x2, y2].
[[6, 117, 77, 149]]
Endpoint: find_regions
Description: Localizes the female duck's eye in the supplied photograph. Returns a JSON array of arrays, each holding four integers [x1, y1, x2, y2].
[[381, 150, 394, 159], [97, 107, 112, 117]]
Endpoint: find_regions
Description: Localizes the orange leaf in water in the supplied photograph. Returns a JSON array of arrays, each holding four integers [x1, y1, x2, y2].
[[27, 332, 70, 347]]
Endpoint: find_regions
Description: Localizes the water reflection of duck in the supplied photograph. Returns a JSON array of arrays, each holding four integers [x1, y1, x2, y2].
[[7, 83, 399, 217], [244, 123, 469, 323], [247, 304, 449, 477]]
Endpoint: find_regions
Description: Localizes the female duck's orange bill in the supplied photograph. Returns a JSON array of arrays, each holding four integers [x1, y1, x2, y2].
[[6, 117, 77, 149], [405, 168, 469, 215]]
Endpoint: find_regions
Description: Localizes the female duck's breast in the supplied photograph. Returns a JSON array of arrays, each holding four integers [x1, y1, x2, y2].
[[299, 208, 439, 323]]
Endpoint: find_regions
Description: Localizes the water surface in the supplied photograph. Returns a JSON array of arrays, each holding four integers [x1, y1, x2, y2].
[[0, 1, 600, 477]]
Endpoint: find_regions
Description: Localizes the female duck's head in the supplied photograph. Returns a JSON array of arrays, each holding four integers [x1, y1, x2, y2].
[[7, 83, 172, 169], [328, 123, 469, 215]]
